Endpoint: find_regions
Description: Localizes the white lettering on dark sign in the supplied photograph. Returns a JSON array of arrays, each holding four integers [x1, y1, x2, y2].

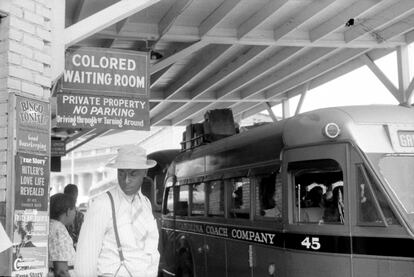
[[63, 48, 148, 95], [56, 93, 149, 130]]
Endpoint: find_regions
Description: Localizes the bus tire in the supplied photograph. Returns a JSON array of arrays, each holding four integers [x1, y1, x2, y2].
[[176, 247, 193, 277]]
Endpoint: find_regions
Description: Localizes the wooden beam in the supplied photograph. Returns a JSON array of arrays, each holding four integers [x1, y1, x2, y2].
[[406, 78, 414, 104], [150, 44, 240, 116], [282, 99, 290, 119], [189, 46, 272, 98], [238, 0, 288, 38], [199, 0, 241, 37], [150, 64, 173, 88], [265, 102, 277, 122], [72, 0, 86, 23], [397, 45, 411, 103], [158, 0, 192, 41], [344, 0, 414, 43], [150, 40, 208, 74], [264, 48, 368, 100], [374, 14, 414, 43], [310, 0, 380, 42], [96, 24, 406, 48], [65, 0, 161, 47], [158, 46, 271, 122], [360, 54, 399, 101], [239, 47, 336, 99], [217, 46, 304, 99], [163, 44, 235, 99], [274, 0, 335, 41], [295, 83, 308, 115]]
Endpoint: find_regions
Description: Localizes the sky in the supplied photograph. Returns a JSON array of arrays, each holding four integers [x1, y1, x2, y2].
[[270, 43, 414, 117]]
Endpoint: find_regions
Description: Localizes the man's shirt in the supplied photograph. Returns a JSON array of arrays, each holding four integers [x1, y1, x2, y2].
[[75, 186, 160, 277]]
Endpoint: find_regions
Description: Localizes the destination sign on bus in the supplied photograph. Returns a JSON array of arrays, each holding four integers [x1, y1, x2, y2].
[[397, 131, 414, 147]]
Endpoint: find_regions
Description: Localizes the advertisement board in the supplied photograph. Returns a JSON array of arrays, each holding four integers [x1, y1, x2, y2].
[[12, 210, 48, 277], [16, 96, 50, 155], [15, 153, 49, 211]]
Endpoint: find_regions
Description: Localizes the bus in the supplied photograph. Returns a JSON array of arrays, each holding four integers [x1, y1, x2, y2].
[[159, 105, 414, 277]]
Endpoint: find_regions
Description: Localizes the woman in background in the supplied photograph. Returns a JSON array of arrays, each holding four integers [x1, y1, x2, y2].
[[49, 193, 76, 277]]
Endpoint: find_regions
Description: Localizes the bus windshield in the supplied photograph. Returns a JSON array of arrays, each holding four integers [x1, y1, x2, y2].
[[378, 155, 414, 228]]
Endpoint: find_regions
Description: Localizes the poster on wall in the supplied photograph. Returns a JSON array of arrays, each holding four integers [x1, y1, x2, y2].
[[11, 93, 50, 277], [15, 96, 50, 155], [11, 210, 48, 277], [15, 151, 49, 211]]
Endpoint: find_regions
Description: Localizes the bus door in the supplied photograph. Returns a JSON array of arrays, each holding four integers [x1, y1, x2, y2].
[[282, 143, 352, 277], [349, 148, 408, 277], [203, 180, 227, 277], [225, 176, 252, 277]]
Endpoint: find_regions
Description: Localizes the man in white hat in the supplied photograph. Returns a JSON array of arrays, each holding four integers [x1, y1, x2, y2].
[[74, 145, 159, 277]]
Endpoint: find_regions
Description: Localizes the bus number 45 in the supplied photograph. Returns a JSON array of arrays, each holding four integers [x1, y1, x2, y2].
[[301, 237, 321, 250]]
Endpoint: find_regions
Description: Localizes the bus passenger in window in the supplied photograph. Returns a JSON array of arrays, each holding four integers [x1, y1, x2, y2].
[[232, 183, 243, 209], [301, 184, 325, 223], [359, 183, 379, 223], [263, 191, 281, 218], [323, 181, 344, 223]]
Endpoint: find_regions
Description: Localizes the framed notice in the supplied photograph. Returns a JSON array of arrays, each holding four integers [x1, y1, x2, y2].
[[56, 92, 150, 130], [15, 153, 49, 211], [63, 47, 149, 96]]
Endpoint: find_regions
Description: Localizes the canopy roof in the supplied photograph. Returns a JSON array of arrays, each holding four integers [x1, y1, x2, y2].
[[58, 0, 414, 151]]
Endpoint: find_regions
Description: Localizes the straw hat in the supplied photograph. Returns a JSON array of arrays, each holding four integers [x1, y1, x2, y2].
[[106, 145, 156, 169]]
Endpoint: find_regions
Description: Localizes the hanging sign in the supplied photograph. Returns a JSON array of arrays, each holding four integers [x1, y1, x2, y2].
[[56, 92, 149, 130], [63, 47, 149, 96], [15, 153, 49, 211], [16, 96, 50, 155], [51, 139, 66, 157]]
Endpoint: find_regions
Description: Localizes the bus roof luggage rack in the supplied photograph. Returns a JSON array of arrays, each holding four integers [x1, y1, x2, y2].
[[181, 109, 236, 151]]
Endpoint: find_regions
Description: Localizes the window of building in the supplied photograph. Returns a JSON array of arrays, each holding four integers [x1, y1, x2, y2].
[[289, 159, 344, 224], [207, 181, 224, 217], [229, 178, 250, 219], [255, 173, 282, 220]]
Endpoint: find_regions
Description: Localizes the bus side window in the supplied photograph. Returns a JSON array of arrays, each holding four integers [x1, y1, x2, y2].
[[164, 186, 174, 216], [289, 159, 344, 224], [207, 181, 224, 217], [229, 177, 250, 219], [255, 173, 282, 220], [176, 185, 189, 216], [357, 165, 399, 226], [191, 183, 205, 216]]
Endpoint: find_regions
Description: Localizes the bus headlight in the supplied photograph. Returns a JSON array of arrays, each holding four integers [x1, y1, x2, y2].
[[324, 122, 341, 139]]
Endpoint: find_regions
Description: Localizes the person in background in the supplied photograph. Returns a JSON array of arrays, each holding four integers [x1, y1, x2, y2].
[[64, 184, 84, 249], [49, 193, 76, 277], [75, 145, 159, 277]]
